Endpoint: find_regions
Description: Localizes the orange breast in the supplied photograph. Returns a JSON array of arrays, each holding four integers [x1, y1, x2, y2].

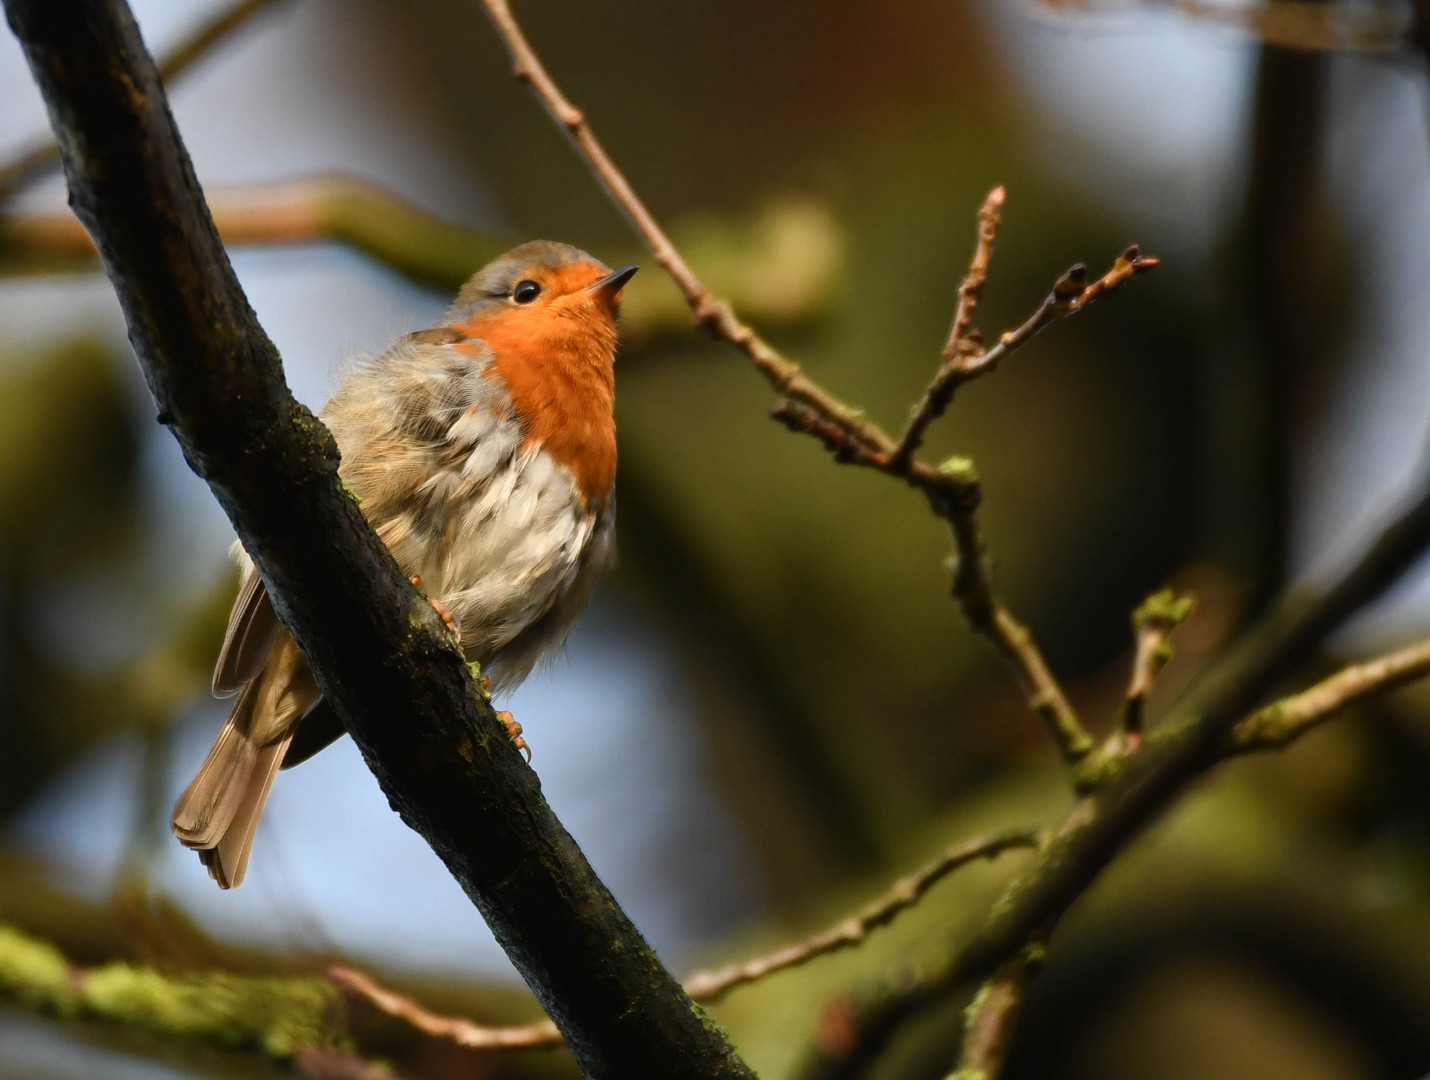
[[454, 308, 618, 504]]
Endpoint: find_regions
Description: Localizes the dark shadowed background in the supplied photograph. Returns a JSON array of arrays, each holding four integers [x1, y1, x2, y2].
[[3, 1, 1430, 1078]]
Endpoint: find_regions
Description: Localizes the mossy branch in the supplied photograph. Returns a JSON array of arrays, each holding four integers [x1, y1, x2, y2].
[[0, 923, 344, 1060]]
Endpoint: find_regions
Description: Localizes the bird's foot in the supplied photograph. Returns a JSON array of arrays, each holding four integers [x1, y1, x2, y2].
[[496, 710, 530, 762], [411, 576, 461, 641]]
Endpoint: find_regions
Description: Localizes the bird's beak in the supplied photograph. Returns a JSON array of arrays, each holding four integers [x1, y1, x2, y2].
[[587, 264, 639, 303]]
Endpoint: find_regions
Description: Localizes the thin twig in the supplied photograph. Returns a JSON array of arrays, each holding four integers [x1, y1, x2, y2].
[[0, 0, 289, 203], [948, 491, 1094, 763], [1225, 635, 1430, 754], [684, 829, 1042, 1002], [476, 0, 1132, 768], [897, 242, 1162, 479], [331, 829, 1042, 1051], [987, 246, 1159, 360], [329, 966, 564, 1050], [889, 186, 1005, 470], [1121, 589, 1196, 737]]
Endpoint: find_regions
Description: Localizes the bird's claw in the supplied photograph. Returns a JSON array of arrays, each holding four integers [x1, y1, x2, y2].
[[496, 710, 530, 762], [411, 577, 461, 642]]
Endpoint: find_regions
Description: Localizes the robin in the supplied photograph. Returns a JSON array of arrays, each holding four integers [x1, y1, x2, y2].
[[171, 241, 637, 889]]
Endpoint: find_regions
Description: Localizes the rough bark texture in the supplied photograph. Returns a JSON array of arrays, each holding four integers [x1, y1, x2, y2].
[[1, 2, 755, 1077]]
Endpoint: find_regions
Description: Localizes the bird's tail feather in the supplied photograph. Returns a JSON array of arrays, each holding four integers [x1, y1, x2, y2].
[[195, 735, 290, 890], [173, 638, 307, 889]]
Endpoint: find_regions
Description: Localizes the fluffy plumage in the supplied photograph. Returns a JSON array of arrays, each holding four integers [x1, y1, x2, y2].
[[172, 241, 632, 888]]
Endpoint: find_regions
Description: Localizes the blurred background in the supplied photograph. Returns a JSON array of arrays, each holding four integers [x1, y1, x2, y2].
[[4, 0, 1430, 1077]]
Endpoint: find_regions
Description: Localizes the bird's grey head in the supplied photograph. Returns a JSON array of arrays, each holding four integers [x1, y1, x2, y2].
[[445, 240, 637, 324]]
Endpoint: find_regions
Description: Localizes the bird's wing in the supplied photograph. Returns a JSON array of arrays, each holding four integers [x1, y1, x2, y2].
[[212, 563, 280, 697]]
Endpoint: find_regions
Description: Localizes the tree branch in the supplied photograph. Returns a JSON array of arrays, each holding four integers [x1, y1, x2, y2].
[[329, 965, 564, 1051], [1, 3, 753, 1077], [476, 0, 881, 443], [1225, 635, 1430, 754], [330, 829, 1043, 1052], [0, 0, 288, 203]]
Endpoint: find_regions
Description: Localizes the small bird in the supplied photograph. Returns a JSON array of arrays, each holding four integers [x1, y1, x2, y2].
[[172, 241, 636, 889]]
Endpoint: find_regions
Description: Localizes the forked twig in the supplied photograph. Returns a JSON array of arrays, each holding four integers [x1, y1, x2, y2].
[[890, 185, 1006, 469]]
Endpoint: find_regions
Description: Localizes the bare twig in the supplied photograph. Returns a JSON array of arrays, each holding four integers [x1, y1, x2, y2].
[[1037, 0, 1411, 52], [988, 246, 1159, 360], [332, 830, 1042, 1051], [946, 486, 1094, 764], [1225, 635, 1430, 754], [1121, 589, 1196, 736], [889, 185, 1006, 470], [329, 966, 563, 1050], [0, 0, 288, 203]]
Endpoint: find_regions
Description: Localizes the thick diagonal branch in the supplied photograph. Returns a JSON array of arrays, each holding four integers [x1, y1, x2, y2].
[[1, 3, 753, 1078]]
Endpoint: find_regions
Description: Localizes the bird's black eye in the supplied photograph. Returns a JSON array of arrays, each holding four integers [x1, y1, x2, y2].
[[513, 280, 542, 304]]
